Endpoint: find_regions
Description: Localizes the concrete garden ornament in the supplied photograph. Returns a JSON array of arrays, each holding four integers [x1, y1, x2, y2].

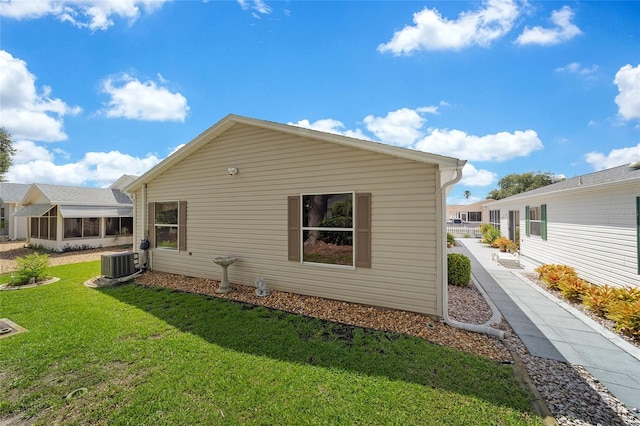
[[255, 276, 270, 297]]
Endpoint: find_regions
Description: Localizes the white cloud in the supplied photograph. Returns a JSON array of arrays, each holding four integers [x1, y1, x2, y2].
[[584, 143, 640, 171], [459, 163, 497, 187], [0, 0, 168, 31], [100, 74, 190, 122], [556, 62, 598, 77], [288, 118, 368, 140], [362, 107, 433, 146], [12, 140, 54, 164], [516, 6, 581, 46], [378, 0, 519, 55], [7, 143, 161, 187], [414, 128, 543, 161], [236, 0, 271, 15], [614, 64, 640, 121], [0, 50, 81, 141]]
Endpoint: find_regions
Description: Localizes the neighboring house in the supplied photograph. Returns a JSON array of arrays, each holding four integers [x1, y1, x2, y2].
[[447, 199, 496, 226], [488, 162, 640, 289], [0, 183, 30, 240], [14, 178, 134, 251], [125, 114, 465, 316]]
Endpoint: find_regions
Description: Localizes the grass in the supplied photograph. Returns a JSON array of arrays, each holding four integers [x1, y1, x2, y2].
[[0, 261, 542, 425]]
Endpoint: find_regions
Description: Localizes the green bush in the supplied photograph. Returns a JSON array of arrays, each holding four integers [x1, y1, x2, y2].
[[10, 253, 50, 286], [483, 226, 501, 246], [447, 232, 456, 246], [479, 223, 492, 235], [448, 253, 471, 287]]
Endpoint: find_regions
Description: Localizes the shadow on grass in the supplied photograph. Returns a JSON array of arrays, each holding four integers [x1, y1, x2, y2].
[[98, 283, 534, 414]]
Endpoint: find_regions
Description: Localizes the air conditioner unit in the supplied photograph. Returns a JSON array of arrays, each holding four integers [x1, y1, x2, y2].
[[101, 252, 137, 279]]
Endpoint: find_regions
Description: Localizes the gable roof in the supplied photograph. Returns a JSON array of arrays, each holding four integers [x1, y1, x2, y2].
[[490, 162, 640, 204], [21, 183, 132, 206], [0, 183, 31, 203], [125, 114, 466, 192]]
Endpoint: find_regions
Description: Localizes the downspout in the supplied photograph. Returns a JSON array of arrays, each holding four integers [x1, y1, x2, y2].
[[440, 165, 505, 339]]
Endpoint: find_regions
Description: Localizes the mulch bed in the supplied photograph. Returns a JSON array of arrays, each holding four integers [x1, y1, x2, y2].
[[134, 271, 512, 362]]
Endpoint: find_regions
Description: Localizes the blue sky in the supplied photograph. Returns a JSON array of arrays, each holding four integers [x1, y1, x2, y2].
[[0, 0, 639, 204]]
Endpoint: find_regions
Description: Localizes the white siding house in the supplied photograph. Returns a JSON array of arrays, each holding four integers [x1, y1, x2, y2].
[[14, 180, 134, 251], [0, 183, 30, 240], [488, 163, 640, 289], [125, 115, 465, 316]]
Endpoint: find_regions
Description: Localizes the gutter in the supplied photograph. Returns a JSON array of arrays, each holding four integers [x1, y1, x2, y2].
[[439, 166, 505, 339]]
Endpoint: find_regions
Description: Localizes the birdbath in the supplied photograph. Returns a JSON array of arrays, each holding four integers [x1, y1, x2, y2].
[[214, 256, 237, 294]]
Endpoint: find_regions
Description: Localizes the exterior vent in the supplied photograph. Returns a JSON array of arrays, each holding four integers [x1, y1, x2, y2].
[[628, 160, 640, 170], [101, 252, 137, 279]]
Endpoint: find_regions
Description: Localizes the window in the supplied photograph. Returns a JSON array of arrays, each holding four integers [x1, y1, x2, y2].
[[302, 193, 353, 266], [526, 204, 547, 240], [467, 211, 482, 222], [489, 209, 500, 231], [148, 201, 187, 251], [106, 217, 133, 236], [63, 216, 99, 239], [31, 207, 57, 240], [288, 193, 371, 268]]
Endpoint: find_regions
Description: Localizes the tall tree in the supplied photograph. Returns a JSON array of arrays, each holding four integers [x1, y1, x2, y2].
[[0, 128, 16, 182], [486, 172, 563, 200], [463, 190, 471, 203]]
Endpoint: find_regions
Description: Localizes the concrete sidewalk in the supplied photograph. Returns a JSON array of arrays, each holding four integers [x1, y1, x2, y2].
[[452, 239, 640, 414]]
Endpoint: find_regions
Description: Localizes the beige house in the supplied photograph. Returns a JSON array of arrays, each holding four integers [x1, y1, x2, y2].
[[125, 115, 465, 316]]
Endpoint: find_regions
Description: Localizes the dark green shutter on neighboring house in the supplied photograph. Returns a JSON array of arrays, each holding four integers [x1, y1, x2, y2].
[[541, 204, 547, 241], [525, 206, 530, 237]]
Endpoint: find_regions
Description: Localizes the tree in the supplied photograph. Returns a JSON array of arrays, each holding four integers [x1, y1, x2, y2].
[[463, 190, 471, 203], [486, 172, 563, 200], [0, 128, 16, 182]]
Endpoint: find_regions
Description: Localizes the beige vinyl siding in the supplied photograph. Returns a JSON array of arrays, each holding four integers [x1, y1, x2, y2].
[[137, 122, 441, 315]]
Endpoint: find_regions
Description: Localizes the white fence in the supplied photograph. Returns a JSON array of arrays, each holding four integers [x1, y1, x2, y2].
[[446, 225, 482, 238]]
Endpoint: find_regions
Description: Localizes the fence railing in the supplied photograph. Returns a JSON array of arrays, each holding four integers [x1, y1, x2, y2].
[[446, 225, 482, 238]]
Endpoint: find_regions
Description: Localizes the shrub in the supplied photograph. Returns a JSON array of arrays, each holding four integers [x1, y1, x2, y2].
[[606, 300, 640, 338], [447, 253, 471, 287], [615, 286, 640, 303], [479, 223, 492, 235], [492, 237, 512, 250], [447, 232, 456, 247], [483, 226, 501, 246], [557, 275, 589, 303], [582, 285, 618, 317], [10, 253, 50, 286], [535, 264, 576, 290]]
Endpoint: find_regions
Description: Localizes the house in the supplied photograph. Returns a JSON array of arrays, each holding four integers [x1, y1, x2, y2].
[[125, 114, 465, 316], [14, 178, 134, 251], [0, 183, 30, 240], [447, 199, 497, 226], [488, 162, 640, 288]]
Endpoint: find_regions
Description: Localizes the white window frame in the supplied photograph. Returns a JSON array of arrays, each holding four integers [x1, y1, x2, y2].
[[154, 201, 179, 250], [529, 206, 542, 236], [300, 191, 355, 269]]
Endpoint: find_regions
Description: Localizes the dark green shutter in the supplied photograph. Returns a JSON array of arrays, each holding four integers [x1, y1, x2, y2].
[[541, 204, 547, 240], [525, 206, 530, 237]]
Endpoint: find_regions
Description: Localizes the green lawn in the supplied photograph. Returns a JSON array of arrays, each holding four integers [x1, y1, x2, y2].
[[0, 261, 542, 425]]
